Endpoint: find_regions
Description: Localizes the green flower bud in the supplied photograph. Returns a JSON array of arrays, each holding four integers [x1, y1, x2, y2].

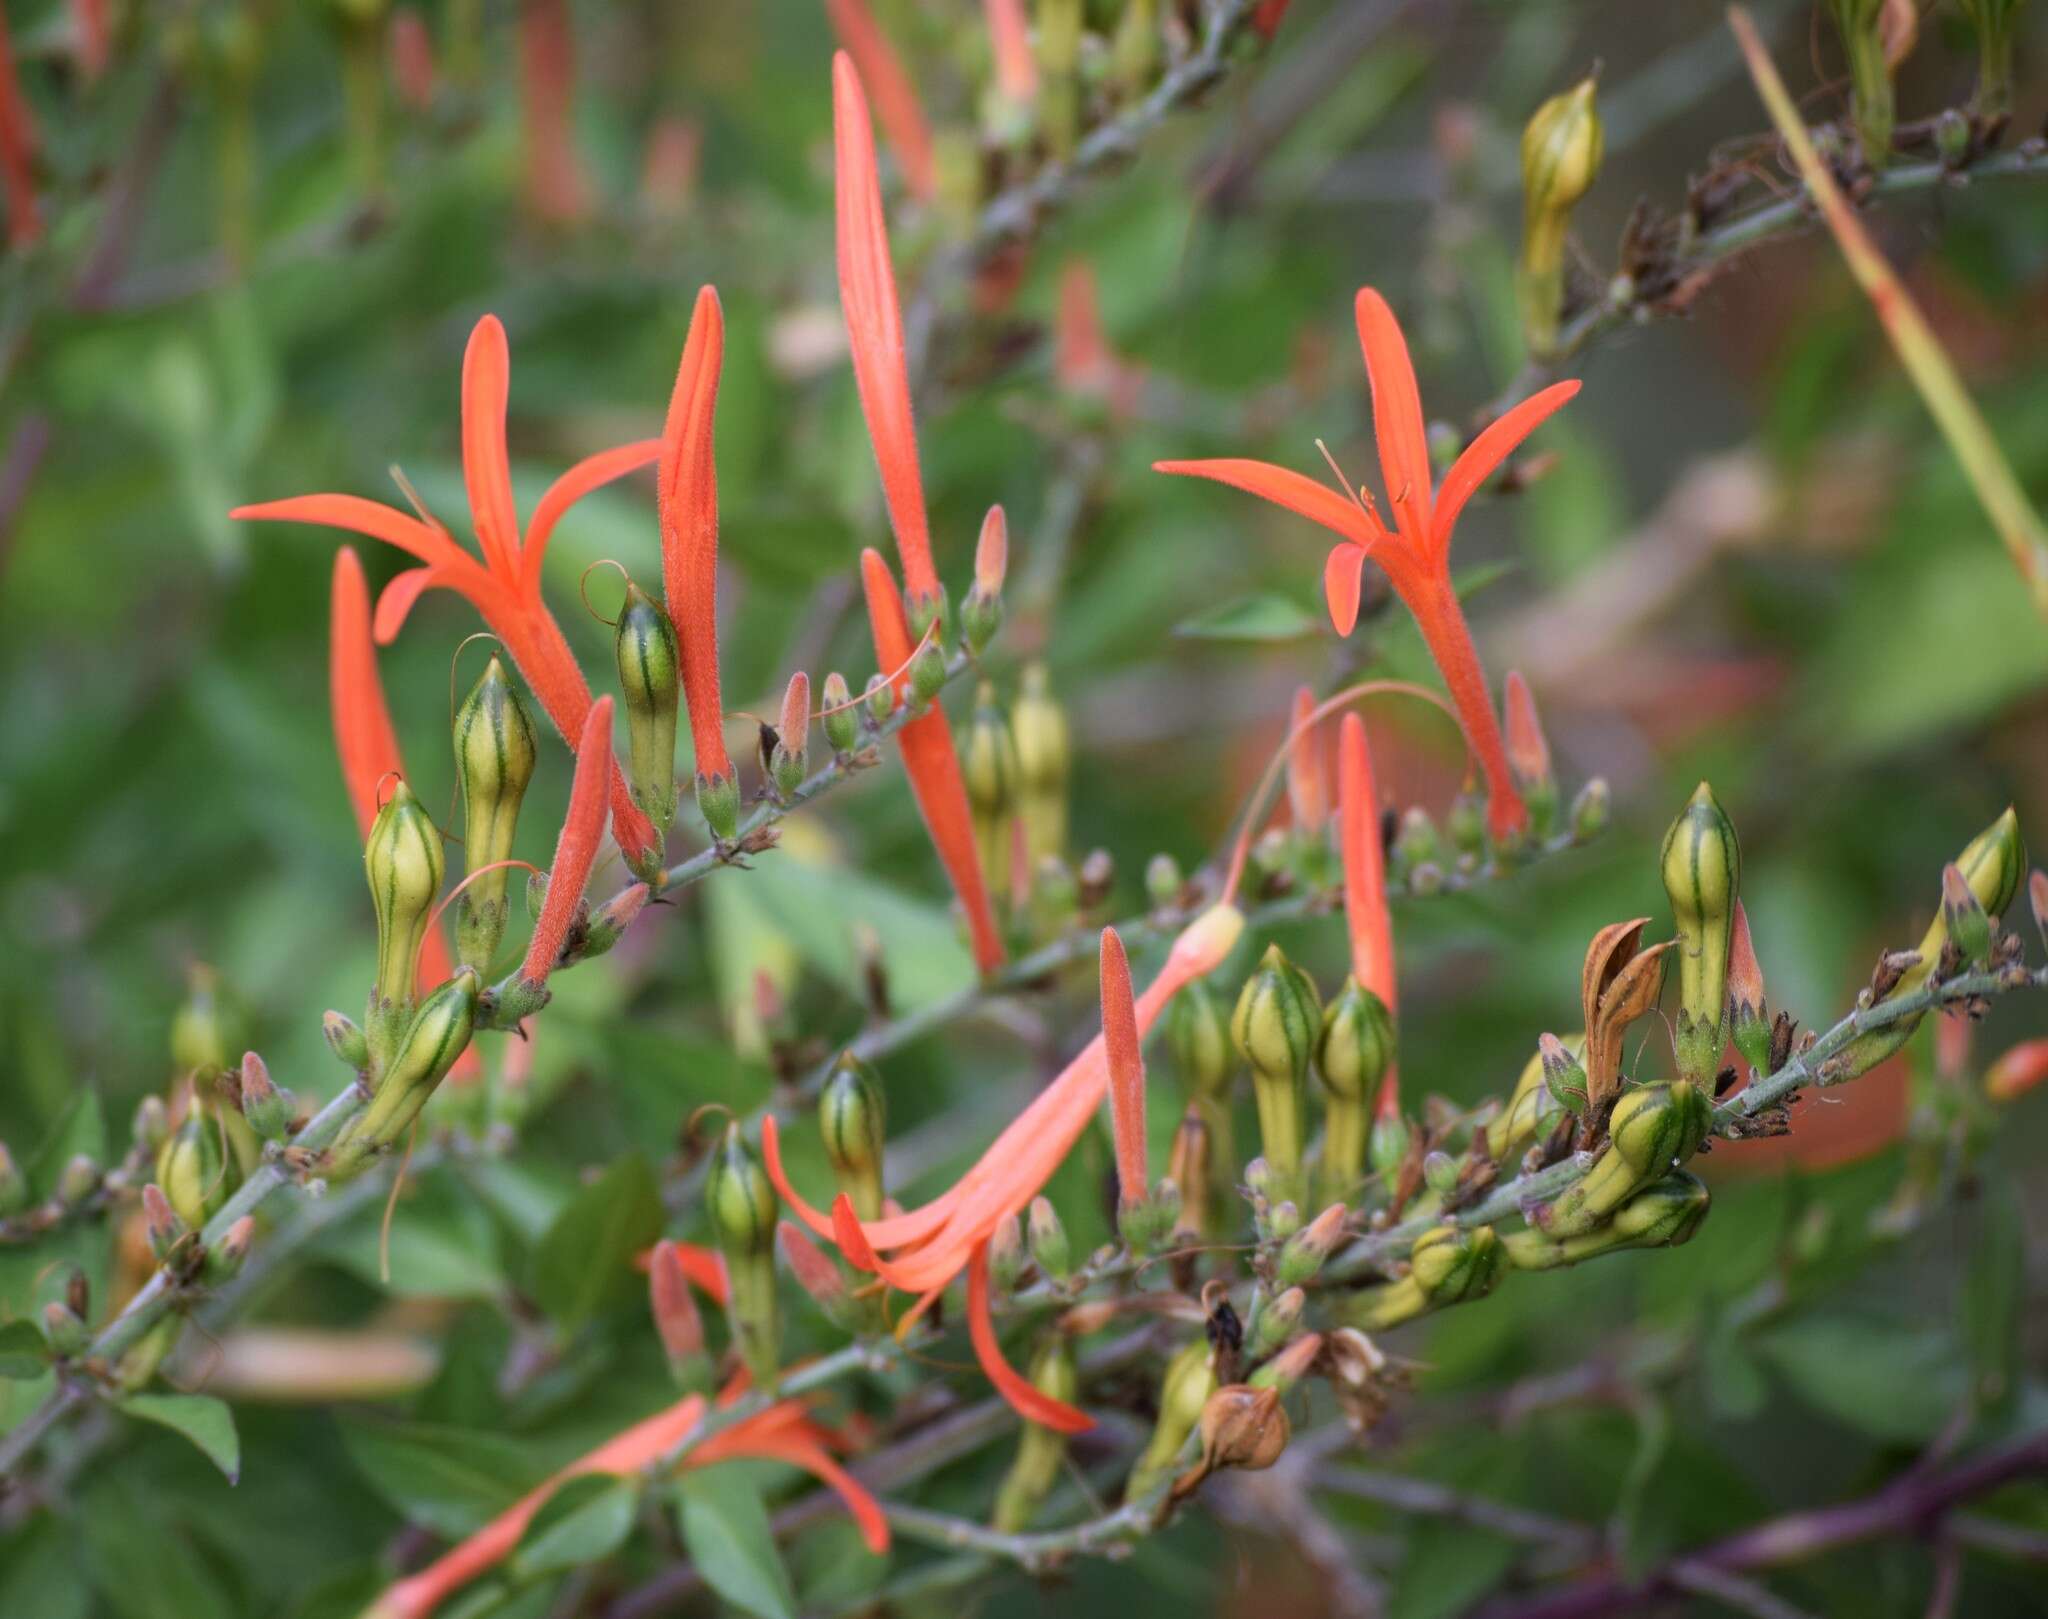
[[1421, 1150, 1457, 1195], [1827, 0, 1894, 171], [326, 972, 479, 1178], [1347, 1224, 1503, 1331], [694, 768, 740, 844], [1570, 777, 1610, 842], [906, 582, 951, 655], [821, 672, 858, 755], [1030, 853, 1079, 936], [1277, 1203, 1349, 1287], [1012, 663, 1070, 864], [1145, 851, 1185, 910], [1394, 807, 1439, 873], [770, 671, 810, 800], [1446, 791, 1485, 856], [130, 1096, 170, 1158], [962, 588, 1002, 658], [364, 779, 444, 1042], [453, 655, 539, 971], [615, 581, 681, 833], [908, 640, 947, 707], [989, 1211, 1025, 1291], [1317, 976, 1394, 1201], [206, 1214, 255, 1284], [1504, 1169, 1710, 1270], [1167, 977, 1233, 1103], [324, 1010, 369, 1071], [156, 1111, 228, 1232], [1609, 1081, 1713, 1176], [992, 1337, 1077, 1531], [963, 684, 1018, 899], [0, 1142, 27, 1216], [1232, 944, 1321, 1203], [41, 1300, 88, 1358], [1245, 1285, 1305, 1361], [1028, 1194, 1070, 1281], [1124, 1338, 1216, 1505], [171, 964, 241, 1076], [56, 1154, 100, 1208], [1941, 862, 1992, 966], [1166, 1106, 1212, 1239], [1519, 74, 1603, 354], [819, 1052, 887, 1222], [864, 673, 895, 726], [1367, 1113, 1410, 1181], [1540, 1031, 1590, 1119], [705, 1121, 781, 1389], [142, 1183, 188, 1264], [1662, 781, 1741, 1089], [238, 1051, 291, 1142]]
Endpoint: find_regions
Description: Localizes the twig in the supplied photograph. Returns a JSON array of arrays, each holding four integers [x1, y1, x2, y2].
[[1318, 1464, 1600, 1555], [1669, 1563, 1819, 1619]]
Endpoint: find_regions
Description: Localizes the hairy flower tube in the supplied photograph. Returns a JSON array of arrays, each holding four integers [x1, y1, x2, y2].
[[1157, 288, 1579, 842], [234, 314, 664, 875]]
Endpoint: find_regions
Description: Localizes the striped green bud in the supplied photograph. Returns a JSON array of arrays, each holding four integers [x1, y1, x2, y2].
[[1662, 781, 1741, 1089], [1232, 944, 1321, 1204], [908, 639, 947, 707], [1368, 1113, 1410, 1181], [453, 656, 538, 970], [1011, 663, 1069, 864], [1245, 1285, 1305, 1361], [1167, 977, 1233, 1102], [326, 968, 479, 1178], [1942, 862, 1992, 966], [992, 1337, 1077, 1531], [821, 672, 858, 755], [962, 684, 1018, 900], [1124, 1338, 1216, 1505], [1504, 1170, 1710, 1270], [1536, 1081, 1711, 1239], [1519, 74, 1603, 354], [819, 1052, 886, 1222], [1827, 0, 1894, 171], [155, 1110, 227, 1232], [615, 581, 680, 833], [694, 768, 740, 843], [364, 779, 443, 1052], [1317, 977, 1393, 1201], [324, 1010, 369, 1071], [704, 1121, 781, 1389], [1540, 1031, 1590, 1119], [1346, 1223, 1503, 1331], [1028, 1195, 1070, 1281], [864, 673, 895, 726], [1960, 0, 2026, 121]]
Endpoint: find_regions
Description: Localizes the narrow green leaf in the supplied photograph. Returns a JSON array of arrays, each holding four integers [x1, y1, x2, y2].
[[118, 1393, 241, 1484], [510, 1472, 639, 1580], [1173, 592, 1320, 642], [529, 1153, 663, 1330], [673, 1475, 797, 1619], [0, 1318, 51, 1379]]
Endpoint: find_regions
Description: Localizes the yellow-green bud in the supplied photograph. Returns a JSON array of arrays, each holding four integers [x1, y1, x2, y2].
[[864, 673, 895, 726], [1504, 1169, 1710, 1270], [909, 640, 947, 707], [1367, 1114, 1410, 1181], [453, 655, 538, 970], [1570, 777, 1610, 842], [1011, 663, 1069, 863], [819, 1052, 887, 1222], [1125, 1338, 1216, 1505], [1519, 74, 1603, 355], [1245, 1285, 1305, 1361], [615, 582, 681, 833], [364, 779, 444, 1035], [55, 1154, 99, 1208], [1317, 977, 1393, 1200], [1662, 781, 1741, 1089], [1827, 0, 1894, 171], [963, 684, 1019, 898], [324, 1010, 369, 1071], [1347, 1224, 1504, 1331], [171, 964, 239, 1076], [705, 1121, 781, 1389], [326, 969, 479, 1177], [1028, 1194, 1070, 1280], [1167, 978, 1233, 1102], [821, 672, 858, 755], [992, 1337, 1078, 1531], [695, 769, 740, 844], [1232, 944, 1321, 1202], [1960, 0, 2027, 121], [1609, 1081, 1713, 1176], [131, 1095, 171, 1158], [238, 1051, 291, 1142]]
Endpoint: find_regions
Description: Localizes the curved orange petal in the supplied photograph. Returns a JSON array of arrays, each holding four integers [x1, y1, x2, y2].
[[522, 438, 663, 589], [834, 55, 940, 603], [824, 4, 936, 204], [461, 316, 522, 578], [1338, 712, 1398, 1019], [1154, 458, 1384, 553], [520, 697, 614, 984], [1286, 686, 1329, 833], [656, 285, 733, 780], [1431, 379, 1580, 552], [759, 1113, 965, 1251], [1100, 928, 1146, 1209], [232, 494, 462, 571], [330, 549, 405, 841], [371, 566, 445, 646], [1323, 542, 1366, 637], [1352, 287, 1433, 546], [967, 1242, 1092, 1433]]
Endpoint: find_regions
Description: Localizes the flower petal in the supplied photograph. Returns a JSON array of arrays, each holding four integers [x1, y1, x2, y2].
[[1154, 458, 1383, 552], [1100, 928, 1147, 1210], [657, 285, 733, 781], [1353, 287, 1433, 545], [372, 566, 444, 646], [232, 493, 454, 569], [824, 2, 936, 203], [1323, 542, 1366, 637], [1338, 713, 1397, 1017], [523, 438, 662, 589], [967, 1242, 1093, 1433], [759, 1114, 966, 1252], [834, 54, 940, 602], [461, 315, 522, 577], [1432, 379, 1580, 551], [520, 697, 614, 984], [330, 549, 405, 841]]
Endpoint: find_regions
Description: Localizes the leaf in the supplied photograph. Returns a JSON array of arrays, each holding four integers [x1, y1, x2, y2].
[[673, 1475, 797, 1619], [1758, 1317, 1968, 1443], [341, 1419, 547, 1539], [1964, 1183, 2025, 1418], [316, 1192, 505, 1300], [528, 1153, 663, 1330], [510, 1472, 639, 1580], [80, 1494, 233, 1619], [119, 1392, 241, 1484], [1173, 592, 1320, 642], [0, 1317, 50, 1379], [27, 1091, 106, 1201]]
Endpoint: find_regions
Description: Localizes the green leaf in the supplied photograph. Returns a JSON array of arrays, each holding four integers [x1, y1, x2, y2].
[[27, 1091, 106, 1201], [1964, 1183, 2025, 1418], [0, 1317, 50, 1379], [119, 1392, 241, 1484], [510, 1472, 639, 1580], [316, 1191, 505, 1300], [1758, 1316, 1968, 1443], [528, 1153, 663, 1330], [341, 1419, 547, 1538], [1173, 592, 1320, 642], [673, 1475, 797, 1619]]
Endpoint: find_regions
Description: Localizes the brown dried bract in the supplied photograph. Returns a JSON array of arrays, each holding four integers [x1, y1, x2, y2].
[[1580, 920, 1674, 1131]]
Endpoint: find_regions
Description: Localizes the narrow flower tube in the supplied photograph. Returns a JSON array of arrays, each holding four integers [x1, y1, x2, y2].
[[835, 54, 942, 609], [657, 285, 736, 818], [519, 698, 615, 987], [516, 0, 589, 223], [1100, 928, 1146, 1210], [983, 0, 1039, 103], [1336, 712, 1400, 1135], [1287, 686, 1329, 835], [861, 547, 1005, 972], [0, 10, 40, 247], [825, 6, 936, 204]]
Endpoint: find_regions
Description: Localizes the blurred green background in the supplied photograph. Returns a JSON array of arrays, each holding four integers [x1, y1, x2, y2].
[[3, 1, 2048, 1616]]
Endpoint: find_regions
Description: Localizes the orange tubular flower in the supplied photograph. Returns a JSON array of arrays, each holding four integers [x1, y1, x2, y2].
[[233, 315, 664, 875], [1286, 685, 1329, 834], [330, 549, 478, 1080], [658, 285, 735, 794], [983, 0, 1038, 103], [1338, 713, 1398, 1117], [1100, 928, 1146, 1209], [521, 697, 614, 986], [366, 1387, 885, 1619], [517, 0, 589, 223], [1987, 1038, 2048, 1103], [0, 9, 40, 248], [1157, 288, 1580, 844], [834, 52, 941, 610], [861, 548, 1005, 972], [824, 7, 936, 205], [762, 904, 1245, 1429]]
